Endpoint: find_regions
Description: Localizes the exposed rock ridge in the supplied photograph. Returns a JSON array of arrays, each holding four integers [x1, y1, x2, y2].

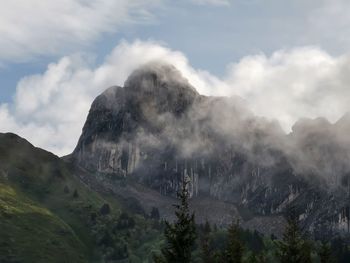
[[72, 63, 350, 240]]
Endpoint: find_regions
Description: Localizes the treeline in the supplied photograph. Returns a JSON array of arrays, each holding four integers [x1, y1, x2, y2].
[[153, 180, 350, 263]]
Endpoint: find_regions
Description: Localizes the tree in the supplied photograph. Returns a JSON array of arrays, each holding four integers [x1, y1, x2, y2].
[[200, 220, 213, 263], [73, 189, 79, 198], [223, 220, 245, 263], [299, 240, 312, 263], [153, 255, 165, 263], [277, 206, 311, 263], [319, 242, 334, 263], [256, 252, 267, 263], [116, 212, 135, 229], [247, 252, 267, 263], [99, 203, 111, 215], [247, 253, 258, 263], [154, 178, 197, 263], [331, 237, 350, 263], [151, 207, 160, 220]]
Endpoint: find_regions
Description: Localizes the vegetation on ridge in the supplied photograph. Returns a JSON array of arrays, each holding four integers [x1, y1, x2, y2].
[[1, 132, 350, 263]]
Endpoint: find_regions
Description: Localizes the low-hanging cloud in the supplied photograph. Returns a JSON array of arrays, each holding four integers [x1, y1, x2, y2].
[[224, 47, 350, 131], [1, 40, 350, 157], [0, 40, 222, 155]]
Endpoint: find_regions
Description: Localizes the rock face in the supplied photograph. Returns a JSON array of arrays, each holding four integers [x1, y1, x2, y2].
[[73, 64, 199, 178], [72, 62, 350, 239]]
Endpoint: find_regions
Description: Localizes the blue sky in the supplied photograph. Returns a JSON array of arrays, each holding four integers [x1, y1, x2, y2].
[[1, 0, 350, 155]]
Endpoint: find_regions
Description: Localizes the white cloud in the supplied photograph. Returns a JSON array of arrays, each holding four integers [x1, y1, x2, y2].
[[0, 0, 160, 62], [0, 40, 222, 155], [1, 40, 350, 156], [224, 46, 350, 131]]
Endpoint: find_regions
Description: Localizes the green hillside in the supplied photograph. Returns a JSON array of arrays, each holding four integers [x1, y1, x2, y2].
[[0, 133, 162, 263], [0, 183, 87, 263]]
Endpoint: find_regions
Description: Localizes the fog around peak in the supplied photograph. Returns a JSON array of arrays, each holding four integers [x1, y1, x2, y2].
[[1, 41, 350, 162], [72, 60, 350, 191]]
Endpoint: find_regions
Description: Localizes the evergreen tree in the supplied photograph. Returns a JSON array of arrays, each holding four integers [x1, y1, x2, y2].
[[248, 251, 267, 263], [200, 220, 213, 263], [319, 242, 334, 263], [299, 240, 312, 263], [154, 178, 197, 263], [223, 220, 245, 263], [331, 237, 350, 263], [211, 252, 220, 263], [73, 189, 79, 198], [277, 207, 311, 263], [99, 203, 111, 215], [247, 253, 258, 263], [256, 252, 267, 263], [151, 207, 160, 220], [153, 255, 166, 263]]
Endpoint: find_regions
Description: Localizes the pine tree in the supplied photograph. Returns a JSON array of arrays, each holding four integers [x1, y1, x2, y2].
[[154, 178, 197, 263], [277, 207, 311, 263], [223, 220, 245, 263], [299, 239, 312, 263], [73, 189, 79, 198], [256, 251, 267, 263], [319, 242, 334, 263], [247, 253, 258, 263], [247, 251, 267, 263], [200, 220, 213, 263], [151, 207, 160, 220]]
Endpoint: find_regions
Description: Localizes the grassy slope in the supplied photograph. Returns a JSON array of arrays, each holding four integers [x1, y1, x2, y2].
[[0, 133, 105, 262], [0, 183, 87, 263], [0, 133, 162, 263]]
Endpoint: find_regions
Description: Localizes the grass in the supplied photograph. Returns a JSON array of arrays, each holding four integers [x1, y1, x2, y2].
[[0, 133, 108, 262], [0, 133, 163, 262], [0, 183, 87, 263]]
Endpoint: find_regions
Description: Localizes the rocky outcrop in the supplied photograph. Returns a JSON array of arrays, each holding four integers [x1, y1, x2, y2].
[[71, 62, 350, 240]]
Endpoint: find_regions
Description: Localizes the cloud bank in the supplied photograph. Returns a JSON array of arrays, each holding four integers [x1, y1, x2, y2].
[[226, 47, 350, 130], [1, 40, 350, 156], [0, 0, 159, 62]]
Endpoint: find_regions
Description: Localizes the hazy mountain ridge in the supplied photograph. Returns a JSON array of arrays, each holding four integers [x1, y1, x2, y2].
[[71, 62, 350, 240], [2, 63, 350, 262]]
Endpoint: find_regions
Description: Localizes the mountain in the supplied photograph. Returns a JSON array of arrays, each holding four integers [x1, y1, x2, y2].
[[69, 62, 350, 240], [3, 62, 350, 262], [0, 133, 163, 262]]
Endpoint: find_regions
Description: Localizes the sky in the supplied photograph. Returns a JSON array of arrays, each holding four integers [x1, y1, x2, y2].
[[1, 0, 350, 156]]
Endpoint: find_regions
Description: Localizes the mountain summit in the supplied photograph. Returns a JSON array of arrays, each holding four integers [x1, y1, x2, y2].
[[71, 63, 350, 239], [73, 63, 201, 175]]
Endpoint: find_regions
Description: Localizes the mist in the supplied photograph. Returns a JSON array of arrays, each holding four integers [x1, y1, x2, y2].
[[74, 61, 350, 194]]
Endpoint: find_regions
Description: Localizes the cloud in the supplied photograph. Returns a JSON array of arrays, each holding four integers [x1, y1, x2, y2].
[[1, 40, 350, 156], [224, 46, 350, 131], [0, 40, 222, 155], [190, 0, 231, 6], [0, 0, 160, 62]]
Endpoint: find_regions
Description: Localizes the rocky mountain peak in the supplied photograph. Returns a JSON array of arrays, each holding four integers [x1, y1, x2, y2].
[[71, 64, 350, 240], [123, 62, 199, 117], [124, 62, 196, 94], [73, 63, 203, 174]]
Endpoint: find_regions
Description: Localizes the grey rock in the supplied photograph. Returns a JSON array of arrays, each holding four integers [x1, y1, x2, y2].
[[70, 62, 350, 239]]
